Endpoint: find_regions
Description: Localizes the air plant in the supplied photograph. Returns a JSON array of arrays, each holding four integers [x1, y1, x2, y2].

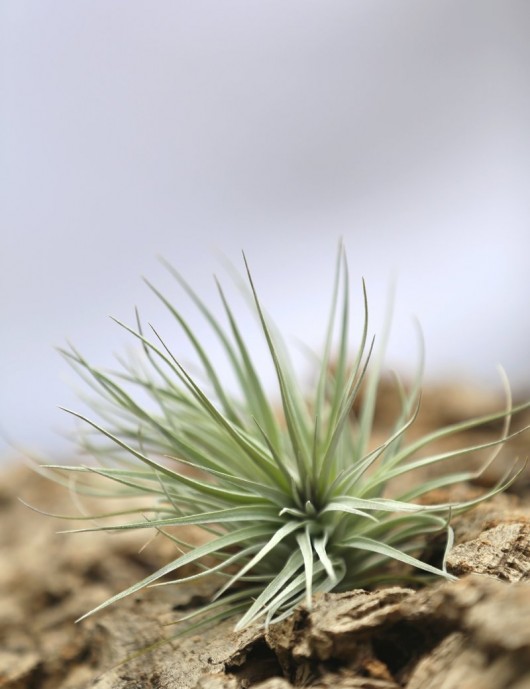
[[47, 248, 527, 632]]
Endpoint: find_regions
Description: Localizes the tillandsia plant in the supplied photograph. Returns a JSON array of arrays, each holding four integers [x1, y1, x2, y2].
[[46, 248, 527, 632]]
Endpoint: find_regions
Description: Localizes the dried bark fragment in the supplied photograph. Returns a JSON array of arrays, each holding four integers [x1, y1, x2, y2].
[[266, 588, 415, 663], [446, 520, 530, 581], [381, 576, 530, 689], [229, 588, 438, 687], [227, 576, 530, 689], [406, 632, 486, 689]]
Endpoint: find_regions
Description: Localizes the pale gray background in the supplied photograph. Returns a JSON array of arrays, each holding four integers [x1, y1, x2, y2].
[[1, 1, 529, 462]]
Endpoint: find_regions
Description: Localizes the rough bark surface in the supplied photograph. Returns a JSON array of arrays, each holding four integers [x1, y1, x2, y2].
[[1, 384, 529, 688]]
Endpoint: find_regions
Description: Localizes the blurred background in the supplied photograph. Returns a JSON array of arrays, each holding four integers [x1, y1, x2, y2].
[[1, 1, 529, 462]]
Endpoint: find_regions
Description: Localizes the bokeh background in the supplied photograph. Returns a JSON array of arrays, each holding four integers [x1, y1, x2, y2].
[[1, 1, 529, 461]]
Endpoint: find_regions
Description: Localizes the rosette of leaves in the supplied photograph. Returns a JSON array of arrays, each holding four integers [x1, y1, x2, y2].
[[47, 249, 527, 632]]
